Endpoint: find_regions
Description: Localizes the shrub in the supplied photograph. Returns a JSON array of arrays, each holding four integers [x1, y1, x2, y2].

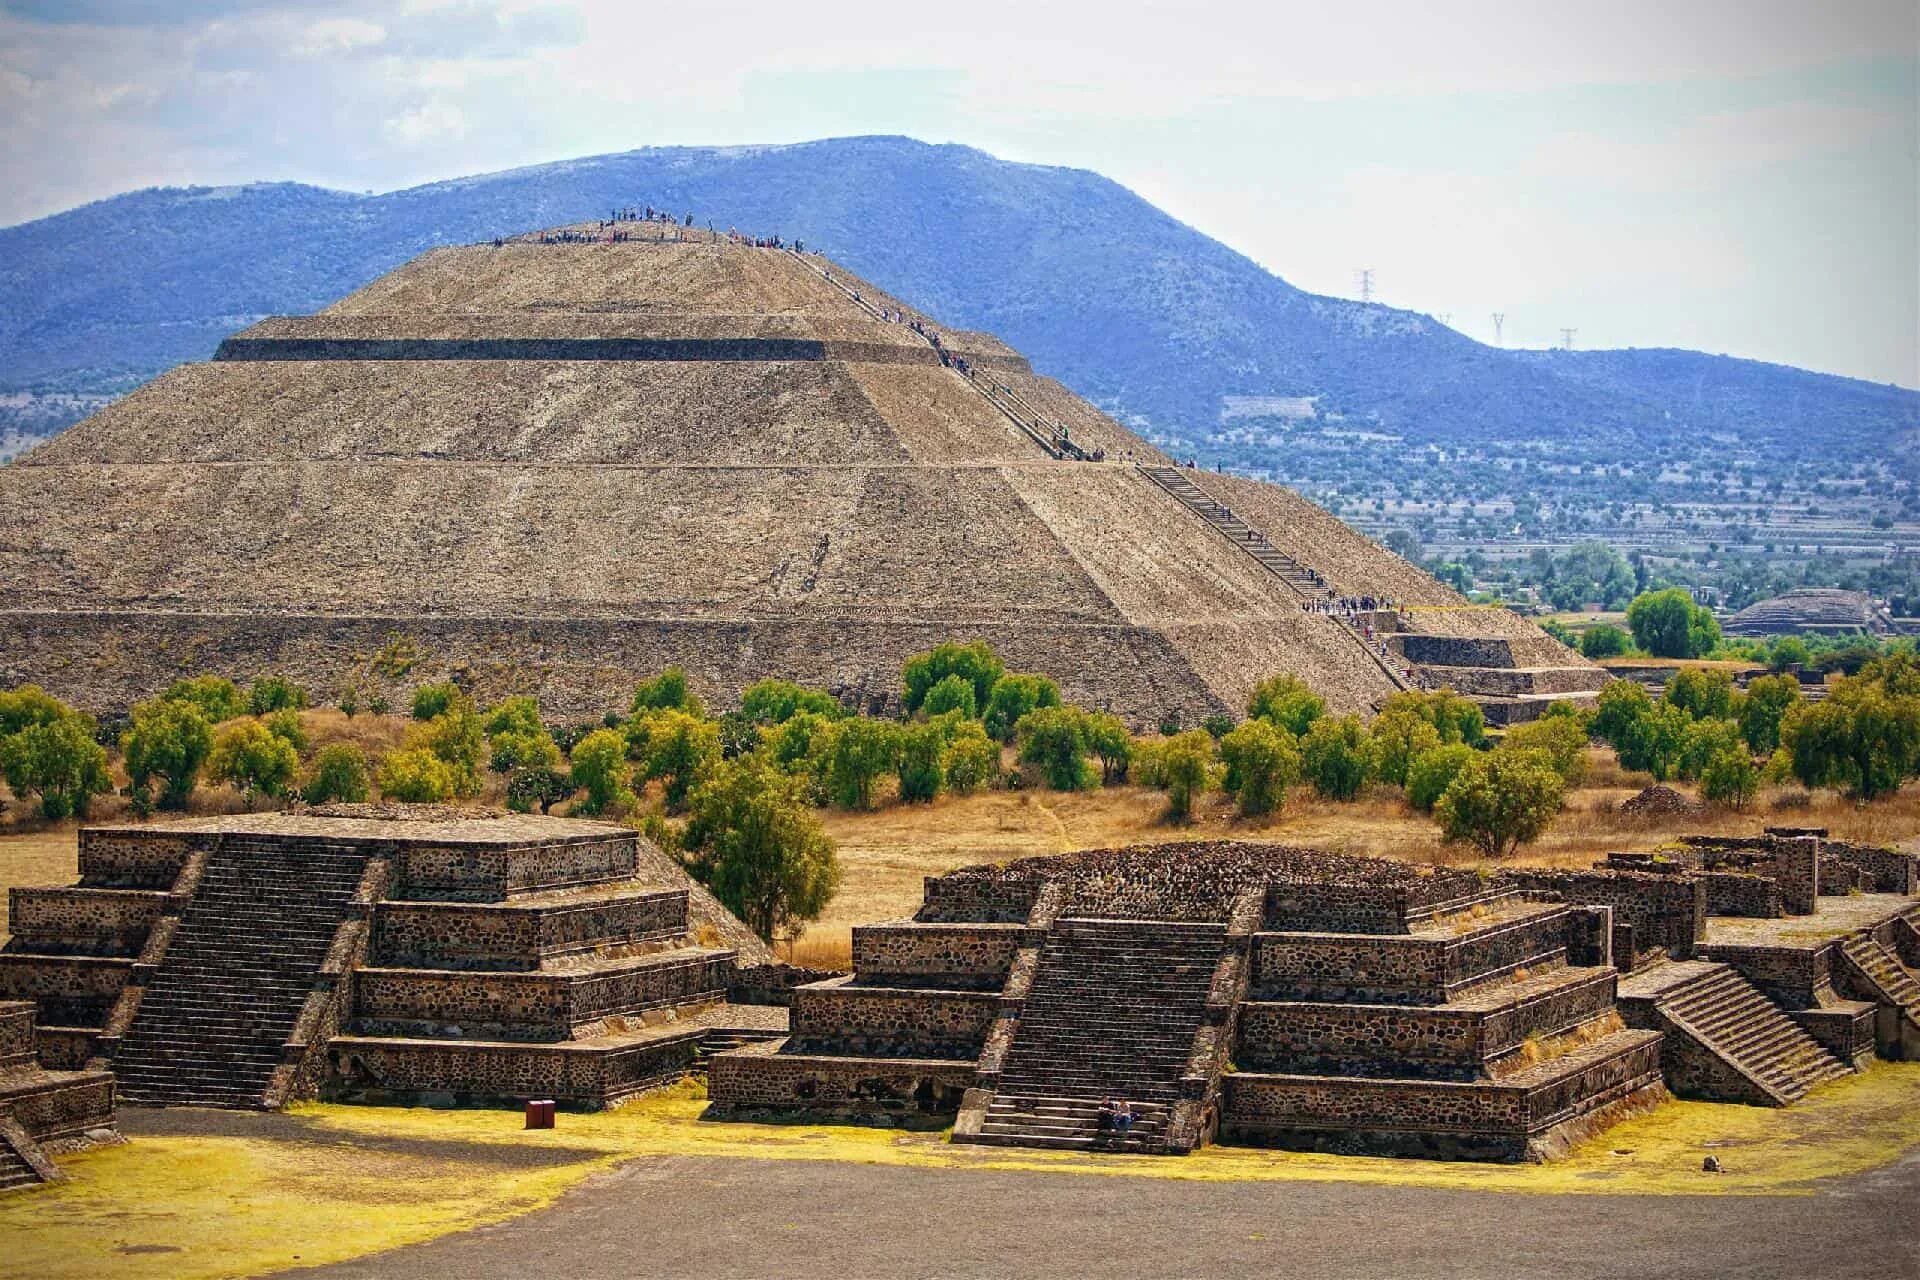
[[814, 717, 901, 810], [0, 698, 110, 820], [1247, 674, 1324, 737], [303, 743, 371, 805], [920, 674, 978, 720], [1626, 588, 1719, 659], [1589, 679, 1653, 747], [489, 727, 561, 774], [123, 698, 214, 812], [0, 684, 67, 736], [568, 729, 634, 815], [482, 696, 544, 738], [682, 754, 840, 943], [1664, 667, 1734, 720], [1301, 715, 1369, 801], [162, 675, 247, 724], [1767, 637, 1811, 672], [943, 720, 1001, 794], [1500, 715, 1589, 786], [377, 748, 455, 803], [1081, 710, 1133, 784], [768, 710, 832, 775], [1378, 689, 1485, 747], [896, 719, 951, 803], [715, 710, 760, 760], [505, 765, 572, 814], [982, 673, 1062, 743], [406, 702, 485, 797], [1407, 743, 1477, 813], [739, 678, 842, 725], [1677, 716, 1744, 782], [206, 720, 300, 805], [1701, 749, 1759, 810], [1217, 718, 1301, 817], [1579, 625, 1630, 659], [263, 707, 308, 752], [1738, 674, 1801, 756], [1363, 711, 1442, 789], [1157, 730, 1215, 822], [1201, 713, 1235, 740], [247, 676, 308, 716], [410, 681, 461, 721], [631, 667, 705, 718], [1015, 706, 1097, 792], [1434, 749, 1566, 857], [627, 709, 722, 812], [1782, 678, 1920, 801], [902, 640, 1004, 717]]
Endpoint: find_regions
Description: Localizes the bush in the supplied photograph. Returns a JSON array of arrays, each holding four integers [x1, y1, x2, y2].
[[902, 640, 1004, 717], [0, 684, 68, 736], [627, 709, 721, 812], [1579, 625, 1630, 659], [0, 695, 110, 820], [482, 696, 544, 739], [405, 701, 486, 797], [263, 707, 308, 753], [920, 674, 978, 720], [207, 720, 300, 806], [631, 667, 706, 718], [1782, 676, 1920, 801], [1247, 674, 1324, 737], [489, 726, 562, 774], [1082, 710, 1133, 784], [1589, 679, 1653, 747], [1664, 667, 1734, 720], [1407, 743, 1477, 813], [896, 720, 951, 803], [162, 676, 247, 724], [1701, 749, 1759, 810], [1677, 716, 1744, 781], [1201, 713, 1235, 740], [410, 681, 461, 721], [1157, 730, 1215, 821], [505, 765, 572, 814], [1217, 719, 1301, 817], [123, 698, 215, 812], [739, 678, 843, 725], [1363, 711, 1441, 789], [1434, 749, 1566, 857], [1015, 706, 1098, 792], [715, 710, 760, 760], [767, 710, 833, 776], [1301, 715, 1369, 801], [247, 676, 308, 716], [568, 729, 634, 815], [982, 673, 1062, 743], [1768, 637, 1811, 672], [682, 754, 840, 943], [1626, 588, 1719, 659], [943, 720, 1001, 794], [1500, 716, 1589, 786], [814, 717, 901, 810], [303, 743, 371, 805], [1738, 674, 1801, 756], [377, 748, 456, 803], [1378, 689, 1485, 747]]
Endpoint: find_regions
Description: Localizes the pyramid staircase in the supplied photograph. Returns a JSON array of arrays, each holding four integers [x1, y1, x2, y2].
[[966, 919, 1229, 1153], [0, 1001, 114, 1191], [1834, 934, 1920, 1056], [112, 837, 379, 1108], [1617, 961, 1849, 1105]]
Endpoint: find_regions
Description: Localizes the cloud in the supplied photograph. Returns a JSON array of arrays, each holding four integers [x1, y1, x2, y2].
[[1532, 101, 1910, 190], [293, 17, 387, 58], [383, 98, 467, 145]]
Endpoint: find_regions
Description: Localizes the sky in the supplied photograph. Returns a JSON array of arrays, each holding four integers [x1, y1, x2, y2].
[[1, 0, 1915, 386]]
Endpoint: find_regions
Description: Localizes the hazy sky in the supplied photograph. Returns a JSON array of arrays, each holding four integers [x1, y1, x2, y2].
[[1, 1, 1914, 385]]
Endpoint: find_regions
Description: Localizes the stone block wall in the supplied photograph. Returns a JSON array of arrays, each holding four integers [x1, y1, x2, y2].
[[328, 1028, 704, 1107], [704, 1041, 976, 1121], [913, 879, 1040, 924], [1395, 635, 1519, 669], [1698, 873, 1782, 918], [1496, 869, 1704, 960], [397, 835, 640, 900], [1249, 908, 1571, 1004], [371, 889, 688, 970], [850, 923, 1025, 990], [1699, 943, 1831, 1009], [1773, 837, 1819, 915], [75, 831, 195, 888], [1822, 842, 1919, 894], [350, 951, 730, 1040], [7, 888, 168, 955], [1263, 882, 1413, 935], [788, 979, 998, 1058]]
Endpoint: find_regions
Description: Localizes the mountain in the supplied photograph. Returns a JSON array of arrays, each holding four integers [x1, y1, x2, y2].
[[2, 136, 1913, 460]]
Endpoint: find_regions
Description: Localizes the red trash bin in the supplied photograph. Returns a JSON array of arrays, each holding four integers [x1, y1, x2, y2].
[[525, 1099, 556, 1129]]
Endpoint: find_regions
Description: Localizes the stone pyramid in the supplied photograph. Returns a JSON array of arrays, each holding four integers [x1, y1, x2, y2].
[[0, 222, 1593, 723]]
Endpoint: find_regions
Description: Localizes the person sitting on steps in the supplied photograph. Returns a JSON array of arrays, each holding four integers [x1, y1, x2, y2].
[[1112, 1098, 1135, 1140]]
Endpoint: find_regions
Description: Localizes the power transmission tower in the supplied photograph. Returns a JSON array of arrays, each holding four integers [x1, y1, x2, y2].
[[1356, 268, 1374, 304], [1491, 313, 1505, 345], [1560, 327, 1577, 351]]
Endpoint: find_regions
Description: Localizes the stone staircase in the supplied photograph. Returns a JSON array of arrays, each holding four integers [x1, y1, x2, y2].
[[111, 838, 374, 1108], [0, 1127, 43, 1191], [969, 918, 1227, 1153], [1621, 961, 1848, 1105], [1837, 935, 1920, 1032]]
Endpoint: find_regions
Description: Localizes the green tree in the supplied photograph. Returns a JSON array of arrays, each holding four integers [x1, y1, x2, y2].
[[489, 726, 562, 774], [1247, 674, 1325, 737], [1378, 689, 1485, 747], [1782, 679, 1920, 801], [1676, 716, 1743, 781], [1579, 624, 1630, 659], [1618, 701, 1694, 780], [814, 717, 901, 810], [123, 699, 214, 811], [1363, 711, 1442, 788], [377, 747, 455, 803], [0, 709, 110, 820], [631, 667, 706, 718], [1081, 710, 1133, 784], [0, 684, 67, 736], [1700, 749, 1759, 810], [768, 710, 833, 776], [207, 720, 300, 806], [982, 673, 1062, 743], [627, 709, 722, 812], [1434, 749, 1567, 858], [505, 766, 572, 814], [568, 729, 635, 814], [263, 707, 308, 753], [1218, 718, 1301, 817], [410, 681, 462, 721], [1301, 715, 1370, 800], [1157, 729, 1216, 821], [943, 720, 1001, 794], [162, 675, 247, 724], [406, 701, 486, 797], [1768, 636, 1812, 672], [303, 743, 371, 805], [1407, 743, 1477, 813], [1500, 716, 1589, 786], [1664, 667, 1735, 720], [739, 679, 842, 725], [1738, 674, 1801, 756], [902, 640, 1005, 717], [1589, 679, 1653, 748], [1626, 588, 1719, 659], [247, 676, 308, 716], [920, 674, 979, 720], [896, 719, 951, 803], [1016, 706, 1097, 791], [682, 754, 840, 943]]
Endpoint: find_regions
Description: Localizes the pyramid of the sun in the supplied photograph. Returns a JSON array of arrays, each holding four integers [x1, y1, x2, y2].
[[0, 224, 1594, 724]]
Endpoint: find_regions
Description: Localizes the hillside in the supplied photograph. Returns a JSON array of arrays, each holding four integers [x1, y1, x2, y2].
[[3, 136, 1912, 463]]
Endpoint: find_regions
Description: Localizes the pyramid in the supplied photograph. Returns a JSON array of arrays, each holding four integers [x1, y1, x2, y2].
[[0, 222, 1595, 724]]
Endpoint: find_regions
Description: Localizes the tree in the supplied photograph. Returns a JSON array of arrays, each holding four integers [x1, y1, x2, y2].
[[896, 719, 950, 803], [123, 698, 214, 812], [1618, 701, 1693, 780], [303, 744, 371, 805], [1218, 718, 1301, 817], [0, 684, 67, 737], [568, 729, 634, 814], [1500, 716, 1589, 786], [247, 676, 308, 716], [377, 748, 455, 803], [631, 667, 706, 718], [902, 640, 1004, 716], [1015, 706, 1097, 791], [682, 755, 840, 944], [1664, 667, 1734, 720], [1301, 715, 1369, 801], [0, 709, 110, 820], [1589, 679, 1653, 748], [505, 766, 572, 814], [207, 720, 300, 806], [1768, 636, 1812, 672], [1081, 710, 1133, 784], [1407, 743, 1477, 814], [814, 717, 900, 810], [1434, 749, 1566, 858], [1247, 674, 1324, 737], [1363, 711, 1442, 788], [406, 701, 486, 797], [1579, 624, 1630, 659], [1700, 749, 1759, 810], [1625, 588, 1719, 659], [410, 681, 462, 720], [982, 673, 1062, 743], [1738, 674, 1801, 756], [1157, 730, 1215, 821], [1378, 689, 1485, 747], [920, 674, 978, 720], [627, 709, 721, 812], [162, 675, 247, 724], [943, 720, 1001, 794], [489, 726, 562, 774], [739, 678, 842, 725], [768, 710, 833, 776], [1782, 679, 1920, 801]]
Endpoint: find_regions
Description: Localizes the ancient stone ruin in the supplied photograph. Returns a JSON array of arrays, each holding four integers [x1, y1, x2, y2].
[[0, 807, 782, 1123], [709, 835, 1920, 1160], [0, 223, 1596, 726]]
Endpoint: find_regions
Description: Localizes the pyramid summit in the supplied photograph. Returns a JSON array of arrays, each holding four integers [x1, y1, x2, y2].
[[0, 218, 1594, 723]]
